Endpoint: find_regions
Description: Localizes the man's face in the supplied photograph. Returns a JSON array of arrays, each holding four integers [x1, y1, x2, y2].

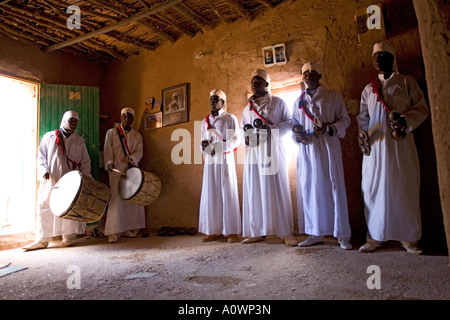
[[121, 112, 134, 128], [372, 51, 394, 73], [302, 70, 321, 89], [63, 118, 78, 132], [251, 76, 268, 97], [210, 95, 223, 113]]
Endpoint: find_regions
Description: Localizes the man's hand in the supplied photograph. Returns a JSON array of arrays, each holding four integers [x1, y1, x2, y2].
[[358, 130, 371, 156], [313, 125, 326, 136], [387, 111, 407, 140]]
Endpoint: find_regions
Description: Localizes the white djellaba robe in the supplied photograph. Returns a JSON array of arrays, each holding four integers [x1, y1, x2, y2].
[[292, 86, 351, 239], [357, 73, 429, 242], [240, 93, 294, 238], [198, 109, 241, 236], [36, 130, 91, 240], [103, 126, 145, 235]]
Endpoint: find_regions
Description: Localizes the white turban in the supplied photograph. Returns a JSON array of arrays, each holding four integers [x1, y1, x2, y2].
[[60, 110, 79, 128], [372, 42, 398, 71], [210, 89, 226, 102], [251, 69, 271, 93], [210, 89, 227, 111], [301, 62, 322, 75], [252, 69, 271, 84], [121, 107, 135, 116]]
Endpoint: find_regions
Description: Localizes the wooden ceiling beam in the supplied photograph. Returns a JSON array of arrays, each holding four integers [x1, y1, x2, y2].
[[85, 38, 128, 60], [204, 0, 228, 23], [2, 4, 130, 60], [3, 2, 157, 54], [0, 21, 51, 46], [108, 29, 157, 51], [173, 3, 213, 32], [83, 0, 129, 18], [138, 18, 176, 43], [1, 16, 60, 43], [222, 0, 253, 21], [41, 0, 184, 54], [154, 13, 195, 37], [1, 6, 79, 38], [137, 0, 150, 8], [255, 0, 275, 9]]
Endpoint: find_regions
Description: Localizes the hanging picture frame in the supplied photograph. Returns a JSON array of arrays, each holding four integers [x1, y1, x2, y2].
[[263, 43, 287, 67], [162, 83, 189, 127]]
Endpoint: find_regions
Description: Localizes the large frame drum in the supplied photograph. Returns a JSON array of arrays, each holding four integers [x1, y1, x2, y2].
[[50, 171, 111, 223], [118, 167, 161, 206]]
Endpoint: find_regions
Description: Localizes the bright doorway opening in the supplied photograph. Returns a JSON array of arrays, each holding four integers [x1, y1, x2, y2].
[[0, 75, 39, 236], [274, 85, 302, 157]]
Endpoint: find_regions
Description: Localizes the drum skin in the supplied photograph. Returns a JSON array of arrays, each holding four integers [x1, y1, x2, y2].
[[118, 167, 161, 206], [49, 171, 111, 223]]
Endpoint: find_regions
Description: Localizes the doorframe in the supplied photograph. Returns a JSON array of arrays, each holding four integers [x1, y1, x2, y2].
[[0, 73, 40, 245]]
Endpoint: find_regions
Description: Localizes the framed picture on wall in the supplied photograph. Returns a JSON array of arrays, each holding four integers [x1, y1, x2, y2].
[[162, 83, 189, 127], [144, 112, 162, 130], [263, 43, 287, 67]]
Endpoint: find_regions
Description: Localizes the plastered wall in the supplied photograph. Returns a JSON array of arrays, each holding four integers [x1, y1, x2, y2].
[[0, 34, 101, 86]]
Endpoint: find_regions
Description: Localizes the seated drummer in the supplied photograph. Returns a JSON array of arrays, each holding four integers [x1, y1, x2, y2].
[[104, 107, 145, 243], [23, 110, 91, 251]]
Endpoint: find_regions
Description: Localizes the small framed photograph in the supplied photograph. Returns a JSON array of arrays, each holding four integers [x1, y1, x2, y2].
[[262, 43, 287, 67], [144, 112, 162, 130], [263, 46, 275, 66], [162, 83, 189, 127], [274, 44, 287, 65]]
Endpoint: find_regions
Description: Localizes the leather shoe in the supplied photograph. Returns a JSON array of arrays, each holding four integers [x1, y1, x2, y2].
[[242, 236, 265, 244], [359, 242, 380, 252], [202, 234, 223, 242], [284, 235, 298, 246], [227, 234, 239, 243], [108, 234, 119, 243], [401, 242, 423, 255], [298, 236, 323, 247], [121, 230, 137, 238], [22, 240, 48, 251], [338, 238, 352, 250]]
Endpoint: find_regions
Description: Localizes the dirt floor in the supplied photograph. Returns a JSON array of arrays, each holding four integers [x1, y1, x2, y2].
[[1, 232, 449, 304]]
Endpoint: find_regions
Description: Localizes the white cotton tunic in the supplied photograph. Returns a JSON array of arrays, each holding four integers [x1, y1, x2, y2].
[[356, 73, 429, 242], [36, 130, 91, 240], [293, 87, 351, 238], [103, 127, 145, 235], [240, 94, 294, 238], [198, 110, 241, 236]]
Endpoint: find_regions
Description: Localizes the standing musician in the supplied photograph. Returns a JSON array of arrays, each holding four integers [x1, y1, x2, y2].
[[240, 69, 297, 246], [199, 89, 241, 243], [357, 42, 429, 254], [23, 110, 91, 251], [104, 107, 145, 243], [293, 62, 352, 250]]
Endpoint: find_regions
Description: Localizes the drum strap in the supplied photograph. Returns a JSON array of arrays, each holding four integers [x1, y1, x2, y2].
[[116, 127, 135, 167], [54, 129, 80, 170], [248, 99, 274, 125], [370, 78, 392, 112], [204, 114, 237, 154]]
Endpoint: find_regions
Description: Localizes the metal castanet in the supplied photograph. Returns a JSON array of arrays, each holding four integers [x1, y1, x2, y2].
[[387, 111, 407, 140]]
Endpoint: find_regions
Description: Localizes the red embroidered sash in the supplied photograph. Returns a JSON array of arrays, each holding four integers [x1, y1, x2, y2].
[[370, 78, 391, 112], [55, 129, 80, 170], [204, 114, 237, 154], [248, 99, 274, 125], [298, 92, 315, 122]]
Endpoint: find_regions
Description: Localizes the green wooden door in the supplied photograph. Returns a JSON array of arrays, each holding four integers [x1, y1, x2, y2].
[[39, 84, 100, 179]]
